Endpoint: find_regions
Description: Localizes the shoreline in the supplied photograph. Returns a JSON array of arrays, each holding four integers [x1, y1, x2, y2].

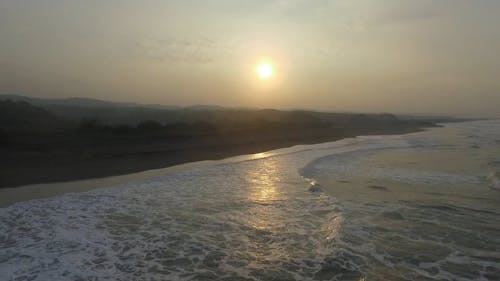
[[1, 127, 426, 189], [0, 127, 428, 207]]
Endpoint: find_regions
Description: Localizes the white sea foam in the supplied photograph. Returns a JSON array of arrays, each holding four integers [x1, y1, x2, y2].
[[1, 142, 358, 281]]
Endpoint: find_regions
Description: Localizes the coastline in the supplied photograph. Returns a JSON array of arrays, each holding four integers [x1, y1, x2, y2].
[[0, 126, 427, 207], [1, 127, 426, 189]]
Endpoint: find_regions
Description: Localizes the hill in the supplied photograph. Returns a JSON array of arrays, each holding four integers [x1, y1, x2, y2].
[[1, 95, 434, 127], [0, 100, 69, 132]]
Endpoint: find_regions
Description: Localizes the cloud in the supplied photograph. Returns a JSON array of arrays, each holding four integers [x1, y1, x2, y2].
[[138, 36, 230, 64]]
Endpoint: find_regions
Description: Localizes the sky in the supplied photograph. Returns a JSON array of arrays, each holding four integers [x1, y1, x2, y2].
[[1, 0, 499, 117]]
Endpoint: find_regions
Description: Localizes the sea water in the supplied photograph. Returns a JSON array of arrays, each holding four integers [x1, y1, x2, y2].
[[1, 120, 499, 280]]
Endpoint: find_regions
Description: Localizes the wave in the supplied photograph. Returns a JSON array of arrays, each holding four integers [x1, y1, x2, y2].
[[0, 143, 348, 281], [300, 149, 483, 187], [2, 120, 499, 280]]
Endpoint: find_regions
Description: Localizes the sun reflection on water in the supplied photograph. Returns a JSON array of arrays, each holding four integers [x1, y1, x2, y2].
[[250, 152, 271, 160], [241, 155, 344, 267], [247, 159, 282, 203], [245, 158, 286, 233]]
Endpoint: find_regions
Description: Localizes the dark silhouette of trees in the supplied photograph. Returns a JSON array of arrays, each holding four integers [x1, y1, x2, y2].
[[137, 120, 163, 132]]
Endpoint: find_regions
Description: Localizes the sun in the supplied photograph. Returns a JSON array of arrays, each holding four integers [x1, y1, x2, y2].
[[256, 62, 273, 79]]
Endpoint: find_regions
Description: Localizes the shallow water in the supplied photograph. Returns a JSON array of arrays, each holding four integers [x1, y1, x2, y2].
[[301, 121, 500, 280], [1, 120, 499, 280]]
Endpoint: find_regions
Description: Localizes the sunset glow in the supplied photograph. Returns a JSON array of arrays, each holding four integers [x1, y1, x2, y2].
[[1, 1, 500, 280], [256, 63, 273, 79]]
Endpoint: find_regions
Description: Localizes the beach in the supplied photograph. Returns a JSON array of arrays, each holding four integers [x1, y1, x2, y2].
[[0, 126, 423, 189], [1, 120, 499, 280]]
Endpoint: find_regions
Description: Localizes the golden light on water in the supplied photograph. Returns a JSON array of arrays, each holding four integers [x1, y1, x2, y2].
[[251, 152, 271, 160], [243, 156, 344, 262], [247, 165, 280, 203], [245, 159, 284, 233], [256, 62, 273, 79]]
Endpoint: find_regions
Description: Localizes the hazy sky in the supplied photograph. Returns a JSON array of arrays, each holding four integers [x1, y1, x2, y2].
[[1, 0, 499, 117]]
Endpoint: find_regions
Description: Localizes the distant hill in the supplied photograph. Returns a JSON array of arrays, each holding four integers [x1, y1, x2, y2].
[[0, 94, 182, 110], [0, 94, 436, 128], [0, 100, 69, 132]]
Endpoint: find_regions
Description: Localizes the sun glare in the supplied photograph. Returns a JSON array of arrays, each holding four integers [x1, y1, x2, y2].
[[256, 63, 273, 79]]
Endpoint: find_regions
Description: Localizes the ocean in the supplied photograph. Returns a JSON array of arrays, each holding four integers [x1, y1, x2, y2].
[[1, 120, 499, 280]]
